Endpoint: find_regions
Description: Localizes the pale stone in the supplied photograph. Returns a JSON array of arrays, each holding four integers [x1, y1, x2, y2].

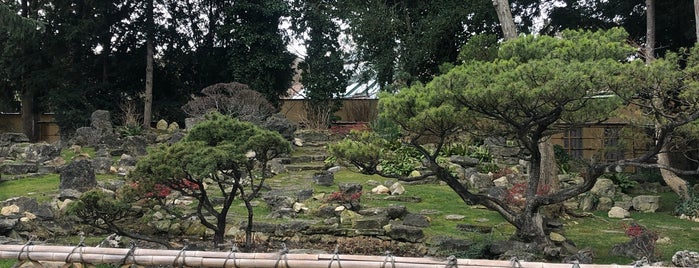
[[608, 206, 630, 218], [327, 166, 343, 173], [334, 206, 346, 212], [293, 138, 303, 147], [20, 212, 36, 222], [409, 170, 421, 178], [656, 236, 671, 245], [493, 177, 510, 188], [156, 119, 168, 130], [109, 166, 118, 174], [1, 205, 19, 216], [445, 214, 466, 220], [245, 150, 256, 158], [390, 182, 405, 195], [549, 232, 566, 242], [167, 122, 179, 132], [371, 185, 390, 195], [292, 202, 308, 212]]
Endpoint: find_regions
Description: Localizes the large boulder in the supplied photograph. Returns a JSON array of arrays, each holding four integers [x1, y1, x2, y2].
[[72, 127, 102, 147], [402, 213, 430, 228], [59, 159, 97, 194], [312, 171, 334, 186], [384, 223, 424, 243], [591, 178, 616, 198], [353, 215, 389, 229], [262, 113, 297, 141], [0, 133, 29, 146], [24, 143, 60, 163], [92, 157, 113, 174], [90, 110, 113, 134], [427, 236, 474, 256], [469, 173, 494, 192], [338, 183, 362, 196], [122, 136, 148, 156], [0, 162, 38, 175], [632, 195, 660, 213], [1, 197, 53, 220]]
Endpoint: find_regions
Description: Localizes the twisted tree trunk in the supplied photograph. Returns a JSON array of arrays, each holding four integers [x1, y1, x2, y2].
[[646, 0, 690, 200]]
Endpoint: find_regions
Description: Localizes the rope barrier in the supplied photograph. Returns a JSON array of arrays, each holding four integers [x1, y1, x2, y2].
[[274, 243, 289, 268], [510, 256, 522, 268], [327, 245, 342, 268], [96, 233, 118, 248], [633, 256, 649, 267], [12, 236, 42, 268], [569, 260, 581, 268], [119, 241, 137, 267], [380, 251, 395, 268], [173, 245, 188, 267], [64, 233, 86, 263], [445, 255, 458, 268], [223, 244, 240, 268], [0, 243, 683, 268]]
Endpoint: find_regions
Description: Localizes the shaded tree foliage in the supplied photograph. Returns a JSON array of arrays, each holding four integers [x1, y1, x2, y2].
[[225, 0, 295, 107], [290, 0, 350, 128], [544, 0, 695, 57], [337, 0, 503, 91]]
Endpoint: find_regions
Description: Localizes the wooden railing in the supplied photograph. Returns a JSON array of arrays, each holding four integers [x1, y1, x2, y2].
[[0, 244, 672, 268]]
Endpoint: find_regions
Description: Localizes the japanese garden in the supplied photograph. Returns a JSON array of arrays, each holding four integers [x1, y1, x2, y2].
[[2, 0, 699, 267]]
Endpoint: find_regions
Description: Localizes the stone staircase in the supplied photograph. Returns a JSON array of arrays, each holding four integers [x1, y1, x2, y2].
[[285, 143, 329, 172]]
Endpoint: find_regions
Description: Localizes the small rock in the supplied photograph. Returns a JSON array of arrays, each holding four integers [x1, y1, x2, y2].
[[1, 205, 20, 216], [327, 166, 342, 173], [292, 202, 308, 213], [608, 207, 630, 219], [409, 170, 421, 178], [156, 119, 168, 130], [656, 236, 671, 245], [293, 138, 303, 147], [390, 182, 405, 195], [245, 150, 256, 158], [167, 122, 179, 132], [445, 214, 466, 220], [550, 232, 566, 242], [371, 185, 390, 195], [493, 177, 510, 188]]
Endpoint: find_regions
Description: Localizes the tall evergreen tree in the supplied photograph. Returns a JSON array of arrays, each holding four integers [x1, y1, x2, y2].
[[225, 0, 295, 107], [290, 0, 350, 128], [0, 0, 51, 140]]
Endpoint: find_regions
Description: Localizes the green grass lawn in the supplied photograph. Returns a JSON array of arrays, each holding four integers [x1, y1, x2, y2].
[[1, 152, 698, 264]]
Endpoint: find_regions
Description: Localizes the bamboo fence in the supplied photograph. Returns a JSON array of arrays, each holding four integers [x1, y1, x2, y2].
[[0, 244, 674, 268]]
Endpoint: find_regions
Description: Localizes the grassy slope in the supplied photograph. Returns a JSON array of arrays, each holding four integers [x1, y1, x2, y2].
[[1, 154, 698, 264]]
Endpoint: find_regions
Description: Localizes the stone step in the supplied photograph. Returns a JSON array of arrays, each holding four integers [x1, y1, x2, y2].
[[291, 155, 328, 163], [285, 163, 327, 172]]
